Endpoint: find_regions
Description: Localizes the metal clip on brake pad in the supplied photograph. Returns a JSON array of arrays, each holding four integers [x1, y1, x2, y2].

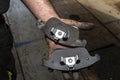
[[44, 47, 100, 71], [42, 17, 86, 47]]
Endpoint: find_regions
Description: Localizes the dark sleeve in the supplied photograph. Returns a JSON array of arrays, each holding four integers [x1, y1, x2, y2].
[[0, 0, 10, 14]]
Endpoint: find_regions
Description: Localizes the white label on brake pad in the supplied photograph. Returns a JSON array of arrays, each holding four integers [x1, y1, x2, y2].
[[51, 27, 66, 40], [65, 57, 76, 67]]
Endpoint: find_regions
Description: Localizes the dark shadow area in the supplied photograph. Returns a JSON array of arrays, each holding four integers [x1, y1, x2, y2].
[[93, 45, 120, 80]]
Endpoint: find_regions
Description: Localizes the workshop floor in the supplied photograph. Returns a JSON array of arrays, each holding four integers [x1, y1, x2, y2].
[[93, 45, 120, 80]]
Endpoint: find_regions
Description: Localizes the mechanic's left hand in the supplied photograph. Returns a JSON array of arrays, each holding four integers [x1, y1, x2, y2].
[[46, 38, 67, 58]]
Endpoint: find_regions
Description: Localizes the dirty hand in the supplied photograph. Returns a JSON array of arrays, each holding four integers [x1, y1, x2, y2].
[[46, 38, 67, 58]]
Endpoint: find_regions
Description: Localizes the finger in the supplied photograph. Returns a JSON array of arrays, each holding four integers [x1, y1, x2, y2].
[[46, 38, 67, 58], [77, 22, 94, 30], [60, 18, 94, 30]]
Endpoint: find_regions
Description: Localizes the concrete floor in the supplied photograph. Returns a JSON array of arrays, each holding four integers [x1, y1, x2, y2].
[[93, 45, 120, 80]]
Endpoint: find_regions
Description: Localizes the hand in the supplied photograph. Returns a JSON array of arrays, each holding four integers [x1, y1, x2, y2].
[[46, 38, 67, 58]]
